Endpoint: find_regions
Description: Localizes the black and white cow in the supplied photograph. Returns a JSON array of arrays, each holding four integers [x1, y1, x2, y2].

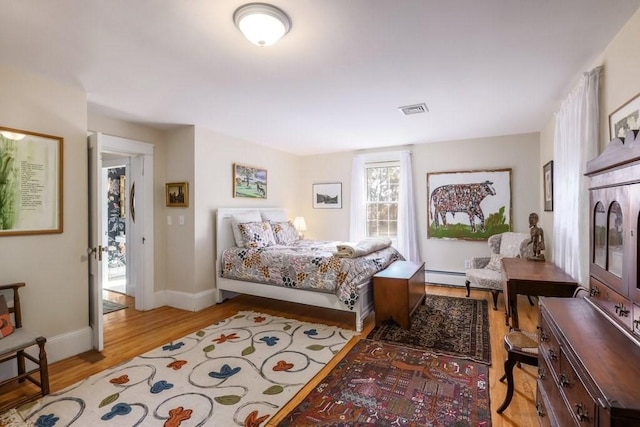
[[430, 180, 496, 232]]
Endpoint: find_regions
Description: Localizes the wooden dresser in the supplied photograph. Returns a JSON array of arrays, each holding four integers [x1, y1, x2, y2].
[[538, 297, 640, 426], [535, 129, 640, 426]]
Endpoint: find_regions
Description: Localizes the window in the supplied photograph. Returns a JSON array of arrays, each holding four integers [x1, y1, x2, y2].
[[365, 161, 400, 240]]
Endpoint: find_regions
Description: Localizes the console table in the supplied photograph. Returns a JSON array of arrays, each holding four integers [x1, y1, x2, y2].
[[501, 258, 577, 329]]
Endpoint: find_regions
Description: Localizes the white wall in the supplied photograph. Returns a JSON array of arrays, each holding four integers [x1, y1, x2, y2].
[[0, 65, 91, 362]]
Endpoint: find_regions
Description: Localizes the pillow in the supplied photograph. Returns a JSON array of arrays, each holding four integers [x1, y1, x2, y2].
[[270, 220, 299, 245], [486, 253, 504, 272], [237, 221, 276, 248], [231, 210, 262, 247], [0, 295, 15, 339], [260, 210, 287, 222]]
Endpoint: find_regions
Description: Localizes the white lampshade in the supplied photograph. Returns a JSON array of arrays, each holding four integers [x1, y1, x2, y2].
[[233, 3, 291, 47], [293, 216, 307, 232]]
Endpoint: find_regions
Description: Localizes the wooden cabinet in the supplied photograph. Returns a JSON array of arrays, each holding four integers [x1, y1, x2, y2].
[[373, 261, 425, 329], [586, 130, 640, 336], [537, 297, 640, 426]]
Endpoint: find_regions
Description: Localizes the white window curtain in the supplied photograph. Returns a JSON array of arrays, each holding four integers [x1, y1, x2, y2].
[[349, 154, 367, 242], [397, 151, 420, 262], [553, 66, 601, 285], [349, 150, 420, 262]]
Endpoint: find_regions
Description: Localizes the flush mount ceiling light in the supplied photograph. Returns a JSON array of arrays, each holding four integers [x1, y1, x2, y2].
[[233, 3, 291, 47]]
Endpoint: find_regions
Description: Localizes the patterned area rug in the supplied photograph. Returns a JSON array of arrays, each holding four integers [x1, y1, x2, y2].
[[17, 311, 355, 426], [367, 294, 491, 364], [102, 300, 127, 314], [280, 339, 491, 426]]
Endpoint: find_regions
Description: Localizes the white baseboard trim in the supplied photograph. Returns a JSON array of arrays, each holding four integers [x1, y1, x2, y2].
[[0, 326, 92, 381], [160, 289, 218, 312], [426, 270, 466, 288]]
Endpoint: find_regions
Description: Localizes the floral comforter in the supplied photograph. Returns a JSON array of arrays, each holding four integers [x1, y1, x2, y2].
[[221, 240, 403, 310]]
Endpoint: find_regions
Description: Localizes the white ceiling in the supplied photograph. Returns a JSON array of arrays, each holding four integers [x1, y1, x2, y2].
[[2, 1, 639, 155]]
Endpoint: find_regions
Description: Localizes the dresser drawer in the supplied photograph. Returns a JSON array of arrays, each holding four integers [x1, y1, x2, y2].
[[539, 315, 561, 377], [558, 351, 596, 426], [589, 277, 632, 330], [538, 356, 577, 426]]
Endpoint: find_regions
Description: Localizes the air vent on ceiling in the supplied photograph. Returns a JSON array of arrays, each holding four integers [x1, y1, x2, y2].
[[398, 103, 429, 116]]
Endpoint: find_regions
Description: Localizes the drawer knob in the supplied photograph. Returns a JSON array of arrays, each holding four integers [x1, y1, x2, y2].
[[548, 348, 558, 361], [615, 303, 630, 317], [634, 319, 640, 330], [536, 403, 546, 417], [538, 367, 546, 380], [539, 330, 549, 342], [574, 402, 590, 421], [559, 373, 570, 388], [589, 287, 600, 297]]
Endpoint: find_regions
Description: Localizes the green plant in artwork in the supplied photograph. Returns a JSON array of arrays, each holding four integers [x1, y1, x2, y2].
[[0, 137, 18, 230], [428, 206, 510, 240]]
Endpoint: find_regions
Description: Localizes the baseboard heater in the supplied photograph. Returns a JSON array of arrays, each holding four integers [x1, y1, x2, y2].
[[425, 269, 466, 288]]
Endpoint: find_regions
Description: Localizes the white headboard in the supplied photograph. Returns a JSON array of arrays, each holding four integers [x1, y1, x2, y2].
[[215, 208, 288, 267]]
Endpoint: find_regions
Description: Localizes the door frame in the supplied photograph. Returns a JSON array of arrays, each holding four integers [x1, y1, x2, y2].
[[89, 132, 154, 349]]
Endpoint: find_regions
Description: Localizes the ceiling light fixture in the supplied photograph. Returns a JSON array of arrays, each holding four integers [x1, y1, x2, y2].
[[233, 3, 291, 47]]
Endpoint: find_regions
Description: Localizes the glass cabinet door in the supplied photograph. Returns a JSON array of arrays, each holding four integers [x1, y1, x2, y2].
[[593, 201, 606, 268], [608, 201, 624, 278]]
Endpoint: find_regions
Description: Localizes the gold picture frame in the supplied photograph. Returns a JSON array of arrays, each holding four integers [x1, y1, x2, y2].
[[0, 126, 63, 236], [166, 182, 189, 207]]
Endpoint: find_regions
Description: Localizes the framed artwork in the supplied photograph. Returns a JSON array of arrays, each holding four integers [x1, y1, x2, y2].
[[165, 182, 189, 207], [233, 163, 267, 199], [543, 160, 554, 212], [0, 126, 63, 236], [313, 182, 342, 209], [427, 168, 512, 240], [609, 92, 640, 140]]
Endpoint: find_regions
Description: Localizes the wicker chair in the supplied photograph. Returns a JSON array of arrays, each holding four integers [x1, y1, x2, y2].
[[464, 232, 533, 309]]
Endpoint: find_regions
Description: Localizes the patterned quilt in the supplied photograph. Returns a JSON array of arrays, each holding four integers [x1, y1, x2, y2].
[[221, 240, 403, 310]]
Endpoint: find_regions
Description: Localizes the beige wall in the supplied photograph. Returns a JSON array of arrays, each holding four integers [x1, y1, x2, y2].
[[0, 65, 90, 361], [299, 133, 540, 279], [193, 127, 300, 298]]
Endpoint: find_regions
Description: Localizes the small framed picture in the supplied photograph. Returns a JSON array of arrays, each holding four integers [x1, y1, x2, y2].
[[233, 163, 267, 199], [166, 182, 189, 207], [609, 92, 640, 140], [313, 182, 342, 209], [543, 161, 553, 212]]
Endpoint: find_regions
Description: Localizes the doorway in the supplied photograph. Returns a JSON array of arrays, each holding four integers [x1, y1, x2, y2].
[[89, 132, 154, 351], [102, 159, 132, 312]]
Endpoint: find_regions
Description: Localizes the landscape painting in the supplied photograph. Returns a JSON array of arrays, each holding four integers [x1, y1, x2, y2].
[[233, 163, 267, 199], [427, 169, 512, 240], [313, 182, 342, 209]]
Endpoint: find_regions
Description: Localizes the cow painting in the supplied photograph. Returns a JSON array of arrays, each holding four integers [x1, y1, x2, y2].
[[430, 180, 496, 232]]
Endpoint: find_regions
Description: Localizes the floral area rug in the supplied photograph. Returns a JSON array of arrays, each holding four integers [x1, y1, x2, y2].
[[367, 294, 491, 364], [17, 311, 356, 426], [280, 339, 491, 427]]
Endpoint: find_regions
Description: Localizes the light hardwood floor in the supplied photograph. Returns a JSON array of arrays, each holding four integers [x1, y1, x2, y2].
[[1, 285, 539, 426]]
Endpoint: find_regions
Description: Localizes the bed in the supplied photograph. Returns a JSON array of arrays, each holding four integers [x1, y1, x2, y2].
[[215, 208, 402, 332]]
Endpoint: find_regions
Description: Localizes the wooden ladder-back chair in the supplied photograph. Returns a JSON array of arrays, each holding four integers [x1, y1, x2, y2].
[[0, 282, 49, 412]]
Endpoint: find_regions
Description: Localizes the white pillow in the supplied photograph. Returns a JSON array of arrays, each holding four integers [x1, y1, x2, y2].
[[260, 210, 287, 222], [231, 210, 262, 247]]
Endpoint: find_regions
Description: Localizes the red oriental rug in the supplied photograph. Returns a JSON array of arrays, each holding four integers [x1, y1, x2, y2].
[[279, 339, 491, 426]]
